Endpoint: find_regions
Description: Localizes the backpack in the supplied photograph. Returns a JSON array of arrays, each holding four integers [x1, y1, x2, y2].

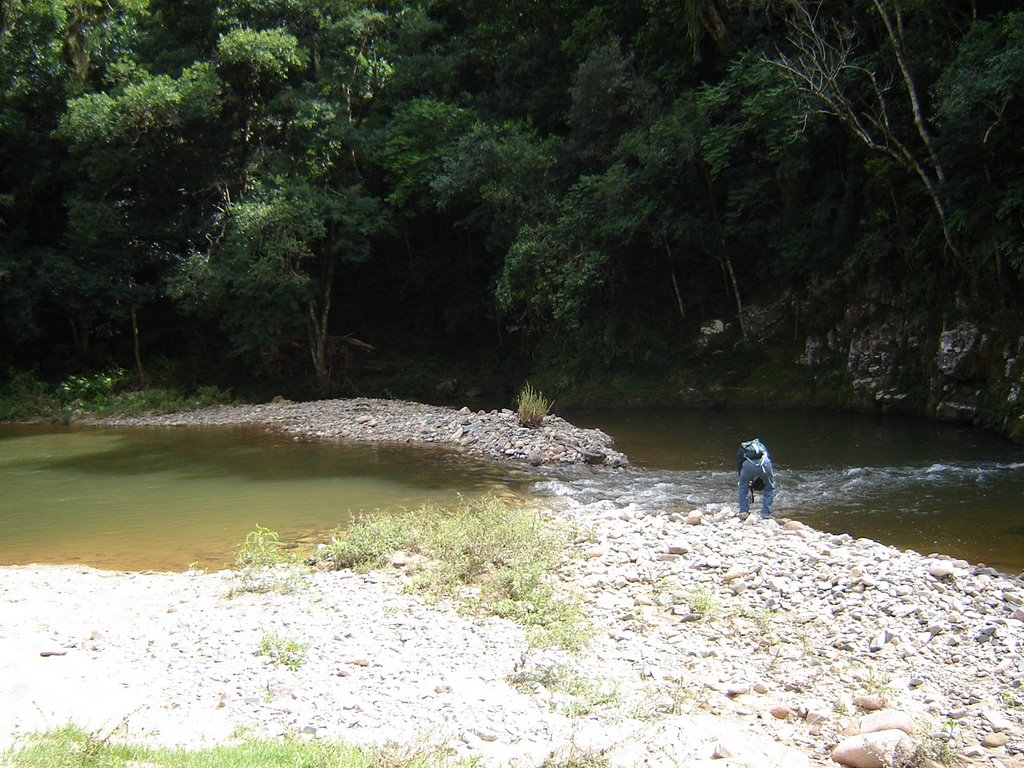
[[739, 438, 767, 463]]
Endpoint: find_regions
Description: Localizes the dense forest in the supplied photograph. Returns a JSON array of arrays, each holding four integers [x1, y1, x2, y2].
[[2, 0, 1023, 418]]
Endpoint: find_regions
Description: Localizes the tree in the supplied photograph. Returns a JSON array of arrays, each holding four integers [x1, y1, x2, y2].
[[55, 63, 221, 367], [177, 178, 382, 385], [768, 0, 965, 282], [934, 11, 1024, 297]]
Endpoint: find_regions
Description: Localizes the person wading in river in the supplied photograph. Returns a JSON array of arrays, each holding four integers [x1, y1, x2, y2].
[[737, 438, 775, 519]]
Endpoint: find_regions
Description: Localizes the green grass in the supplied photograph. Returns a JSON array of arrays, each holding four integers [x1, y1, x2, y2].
[[230, 525, 308, 596], [258, 633, 308, 670], [686, 587, 721, 619], [510, 664, 619, 717], [2, 725, 478, 767], [317, 497, 591, 651], [515, 382, 552, 427]]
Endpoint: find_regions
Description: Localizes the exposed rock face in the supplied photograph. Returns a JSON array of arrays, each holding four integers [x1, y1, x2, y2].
[[936, 321, 983, 380], [930, 321, 986, 424], [844, 316, 915, 411], [788, 299, 1024, 437]]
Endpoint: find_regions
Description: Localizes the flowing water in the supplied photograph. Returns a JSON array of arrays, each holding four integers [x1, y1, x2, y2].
[[2, 409, 1023, 574], [559, 409, 1024, 574]]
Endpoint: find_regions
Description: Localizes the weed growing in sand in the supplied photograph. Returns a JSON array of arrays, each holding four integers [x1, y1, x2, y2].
[[890, 726, 962, 768], [2, 726, 480, 767], [631, 681, 701, 719], [258, 633, 308, 670], [320, 497, 590, 651], [510, 664, 619, 717], [852, 663, 898, 700], [231, 525, 308, 595], [318, 512, 420, 572], [1001, 689, 1023, 709], [686, 587, 721, 619], [541, 746, 611, 768]]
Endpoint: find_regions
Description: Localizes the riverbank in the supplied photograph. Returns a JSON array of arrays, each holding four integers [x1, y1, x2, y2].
[[3, 398, 1023, 767]]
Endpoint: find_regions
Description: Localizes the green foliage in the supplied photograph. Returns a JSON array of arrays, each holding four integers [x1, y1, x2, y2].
[[0, 370, 60, 420], [57, 367, 124, 405], [232, 525, 308, 595], [319, 498, 589, 650], [216, 27, 306, 95], [2, 0, 1023, 402], [378, 98, 471, 212], [258, 633, 308, 670], [0, 368, 234, 421], [235, 525, 289, 570], [434, 118, 561, 250], [2, 724, 480, 767], [60, 64, 221, 150], [515, 382, 552, 427], [934, 11, 1024, 288], [173, 176, 385, 373], [318, 512, 421, 571], [540, 749, 612, 768], [511, 664, 619, 718], [686, 587, 721, 619]]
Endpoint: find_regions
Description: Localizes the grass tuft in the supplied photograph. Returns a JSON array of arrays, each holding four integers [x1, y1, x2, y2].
[[230, 525, 308, 596], [258, 633, 308, 670], [515, 382, 552, 428]]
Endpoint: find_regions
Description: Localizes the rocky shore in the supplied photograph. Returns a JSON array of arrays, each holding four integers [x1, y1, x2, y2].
[[89, 397, 630, 468], [3, 398, 1023, 767]]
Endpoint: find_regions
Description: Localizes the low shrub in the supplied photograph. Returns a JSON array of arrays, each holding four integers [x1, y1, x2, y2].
[[0, 367, 234, 421], [0, 370, 60, 420]]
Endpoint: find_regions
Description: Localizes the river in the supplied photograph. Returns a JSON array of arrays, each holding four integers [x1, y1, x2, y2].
[[561, 408, 1024, 574], [1, 409, 1022, 573]]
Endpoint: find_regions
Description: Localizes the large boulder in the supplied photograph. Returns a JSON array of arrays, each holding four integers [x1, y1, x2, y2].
[[831, 729, 916, 768]]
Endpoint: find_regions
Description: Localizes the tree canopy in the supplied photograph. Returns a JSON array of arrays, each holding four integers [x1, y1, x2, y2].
[[2, 0, 1022, 389]]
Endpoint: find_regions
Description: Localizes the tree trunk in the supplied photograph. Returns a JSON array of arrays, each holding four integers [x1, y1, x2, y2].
[[670, 269, 686, 321], [131, 307, 149, 387], [307, 257, 335, 391], [697, 159, 747, 341], [69, 316, 89, 359], [719, 254, 747, 342]]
